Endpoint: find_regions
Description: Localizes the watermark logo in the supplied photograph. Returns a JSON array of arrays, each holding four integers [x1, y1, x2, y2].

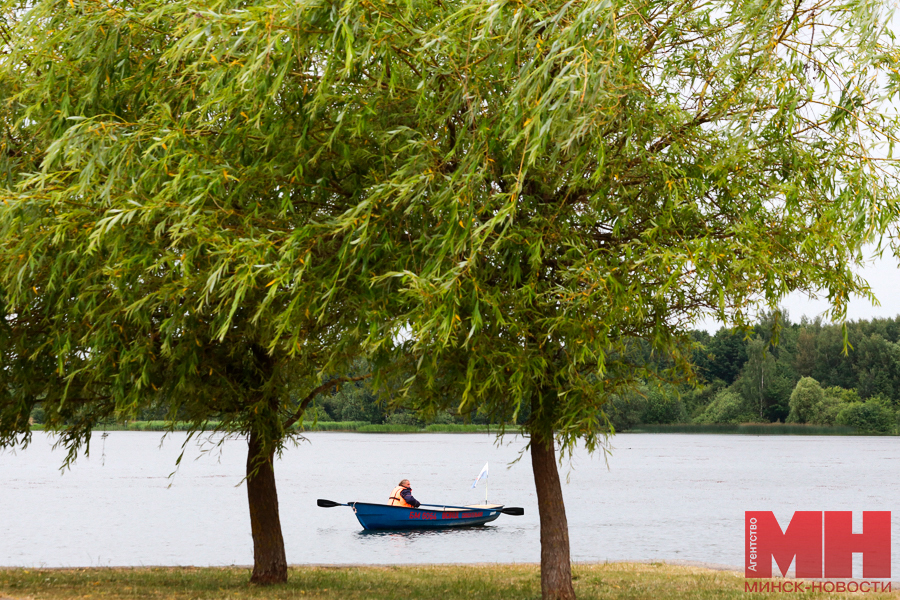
[[745, 511, 891, 579]]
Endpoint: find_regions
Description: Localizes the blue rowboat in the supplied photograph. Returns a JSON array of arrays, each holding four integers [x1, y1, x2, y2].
[[317, 499, 524, 530], [351, 502, 501, 530]]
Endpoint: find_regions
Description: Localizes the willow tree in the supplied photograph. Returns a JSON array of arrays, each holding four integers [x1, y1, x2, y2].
[[312, 1, 898, 599], [3, 0, 900, 597], [0, 0, 381, 584]]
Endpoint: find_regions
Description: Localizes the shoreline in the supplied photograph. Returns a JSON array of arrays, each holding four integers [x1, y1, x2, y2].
[[0, 560, 741, 569], [1, 561, 741, 572], [2, 562, 897, 600], [4, 560, 897, 580], [26, 422, 877, 435]]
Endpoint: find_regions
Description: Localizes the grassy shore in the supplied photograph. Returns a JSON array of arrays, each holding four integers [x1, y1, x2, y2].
[[1, 564, 894, 600], [31, 421, 874, 435], [29, 421, 494, 433], [31, 421, 878, 436], [631, 423, 860, 435]]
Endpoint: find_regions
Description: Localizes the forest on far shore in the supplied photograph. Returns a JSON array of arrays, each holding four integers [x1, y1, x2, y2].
[[610, 312, 900, 434], [29, 313, 900, 435]]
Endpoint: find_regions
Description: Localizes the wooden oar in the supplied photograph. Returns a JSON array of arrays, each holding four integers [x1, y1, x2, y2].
[[498, 507, 524, 516], [417, 503, 525, 516], [317, 499, 349, 508]]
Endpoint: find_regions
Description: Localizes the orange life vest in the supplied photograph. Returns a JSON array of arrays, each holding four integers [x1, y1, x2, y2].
[[388, 485, 413, 508]]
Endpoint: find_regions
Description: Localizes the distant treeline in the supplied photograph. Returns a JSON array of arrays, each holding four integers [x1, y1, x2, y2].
[[29, 359, 506, 430], [28, 420, 494, 434], [606, 313, 900, 434], [29, 314, 900, 435]]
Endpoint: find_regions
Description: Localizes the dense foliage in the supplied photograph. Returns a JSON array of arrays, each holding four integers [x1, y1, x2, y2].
[[4, 0, 900, 596], [600, 314, 900, 434], [0, 0, 385, 584], [30, 311, 898, 433]]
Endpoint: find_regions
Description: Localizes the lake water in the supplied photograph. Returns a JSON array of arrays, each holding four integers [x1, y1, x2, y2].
[[2, 432, 898, 572]]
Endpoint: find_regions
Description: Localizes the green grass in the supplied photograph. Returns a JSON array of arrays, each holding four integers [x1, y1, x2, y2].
[[356, 423, 422, 433], [32, 421, 487, 433], [1, 564, 893, 600], [631, 423, 859, 435], [33, 421, 218, 432], [295, 421, 370, 431], [338, 423, 493, 433], [424, 423, 494, 433], [125, 420, 209, 431], [32, 421, 871, 436], [33, 421, 390, 433]]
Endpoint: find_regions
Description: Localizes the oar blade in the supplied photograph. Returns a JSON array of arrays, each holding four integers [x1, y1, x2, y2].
[[500, 506, 524, 516], [317, 499, 345, 508]]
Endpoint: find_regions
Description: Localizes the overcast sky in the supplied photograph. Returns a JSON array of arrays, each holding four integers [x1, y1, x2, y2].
[[695, 248, 900, 333]]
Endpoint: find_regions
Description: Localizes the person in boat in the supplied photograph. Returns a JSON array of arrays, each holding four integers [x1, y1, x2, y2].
[[388, 479, 421, 508]]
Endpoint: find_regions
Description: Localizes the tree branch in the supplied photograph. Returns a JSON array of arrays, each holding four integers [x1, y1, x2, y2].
[[282, 373, 372, 430]]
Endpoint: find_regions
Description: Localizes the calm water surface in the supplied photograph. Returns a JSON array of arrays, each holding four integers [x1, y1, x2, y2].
[[2, 432, 898, 570]]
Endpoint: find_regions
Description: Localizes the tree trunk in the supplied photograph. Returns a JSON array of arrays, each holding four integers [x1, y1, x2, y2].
[[246, 429, 288, 584], [531, 434, 577, 600]]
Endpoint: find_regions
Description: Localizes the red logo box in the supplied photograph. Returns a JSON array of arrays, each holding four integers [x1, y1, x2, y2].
[[745, 511, 890, 578]]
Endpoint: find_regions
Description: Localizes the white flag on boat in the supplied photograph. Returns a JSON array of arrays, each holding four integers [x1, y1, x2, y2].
[[471, 462, 489, 488]]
